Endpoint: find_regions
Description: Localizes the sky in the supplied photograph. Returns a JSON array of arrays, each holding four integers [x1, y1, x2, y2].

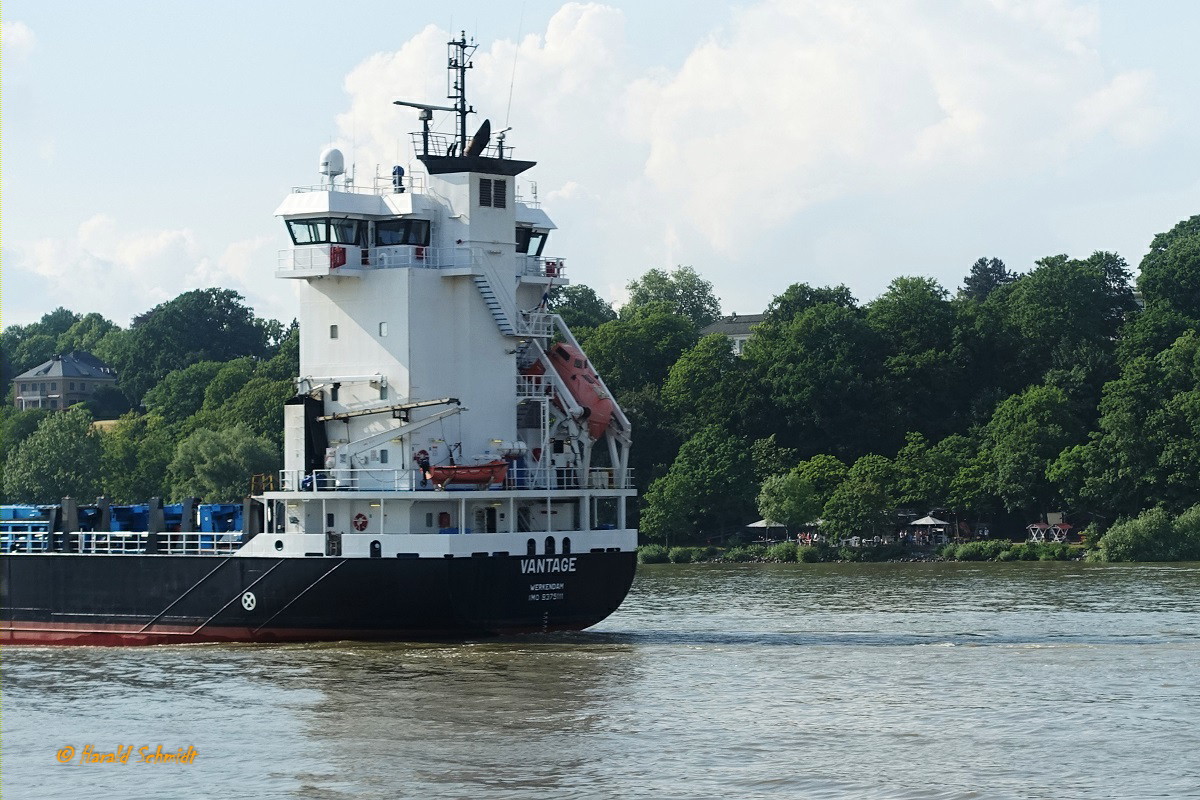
[[3, 0, 1199, 329]]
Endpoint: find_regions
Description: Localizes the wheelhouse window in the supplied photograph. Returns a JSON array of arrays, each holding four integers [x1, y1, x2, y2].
[[374, 219, 430, 247], [286, 217, 364, 246], [515, 227, 548, 256]]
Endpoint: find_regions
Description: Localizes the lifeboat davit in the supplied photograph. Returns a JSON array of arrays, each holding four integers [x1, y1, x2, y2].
[[427, 460, 509, 490], [547, 343, 614, 440]]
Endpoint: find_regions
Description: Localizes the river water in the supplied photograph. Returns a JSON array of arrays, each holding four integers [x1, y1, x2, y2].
[[4, 561, 1199, 799]]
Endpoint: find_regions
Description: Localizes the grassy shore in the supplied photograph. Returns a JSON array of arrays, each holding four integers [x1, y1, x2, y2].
[[636, 540, 1085, 565]]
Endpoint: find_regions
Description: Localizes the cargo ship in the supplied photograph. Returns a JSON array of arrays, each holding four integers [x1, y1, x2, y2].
[[0, 34, 637, 645]]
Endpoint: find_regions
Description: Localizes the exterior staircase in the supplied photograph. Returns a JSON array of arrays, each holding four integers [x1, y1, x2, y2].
[[473, 275, 516, 336]]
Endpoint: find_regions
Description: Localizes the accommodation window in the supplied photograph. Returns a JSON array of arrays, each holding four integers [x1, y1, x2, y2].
[[286, 217, 364, 246], [70, 382, 76, 391], [426, 513, 434, 527], [379, 322, 388, 337], [330, 324, 339, 339], [326, 513, 335, 528], [50, 400, 58, 409], [380, 450, 389, 464], [51, 382, 57, 391], [478, 178, 507, 208], [20, 384, 26, 392], [374, 219, 430, 246]]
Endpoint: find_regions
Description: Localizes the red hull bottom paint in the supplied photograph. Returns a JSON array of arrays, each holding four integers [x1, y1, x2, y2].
[[1, 621, 586, 646]]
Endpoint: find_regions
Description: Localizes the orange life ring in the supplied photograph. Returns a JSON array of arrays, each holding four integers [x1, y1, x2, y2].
[[352, 513, 369, 531]]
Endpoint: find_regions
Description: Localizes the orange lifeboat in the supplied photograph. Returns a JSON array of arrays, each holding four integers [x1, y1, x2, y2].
[[426, 460, 509, 490], [547, 343, 613, 440]]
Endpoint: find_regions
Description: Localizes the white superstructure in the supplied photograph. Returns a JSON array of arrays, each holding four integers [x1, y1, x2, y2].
[[260, 35, 635, 561]]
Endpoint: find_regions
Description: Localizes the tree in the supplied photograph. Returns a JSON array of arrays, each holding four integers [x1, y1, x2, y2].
[[661, 333, 761, 437], [579, 302, 696, 397], [792, 454, 849, 507], [761, 283, 857, 324], [142, 361, 226, 423], [100, 413, 176, 502], [114, 289, 277, 403], [757, 472, 821, 530], [640, 425, 756, 545], [549, 285, 617, 334], [167, 425, 278, 502], [624, 266, 722, 329], [979, 384, 1083, 513], [867, 276, 964, 439], [3, 406, 102, 503], [1138, 214, 1200, 318], [959, 257, 1015, 301], [744, 302, 893, 459], [820, 455, 895, 539], [56, 312, 119, 354]]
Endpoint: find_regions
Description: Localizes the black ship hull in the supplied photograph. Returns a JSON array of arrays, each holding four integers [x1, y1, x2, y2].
[[0, 551, 636, 645]]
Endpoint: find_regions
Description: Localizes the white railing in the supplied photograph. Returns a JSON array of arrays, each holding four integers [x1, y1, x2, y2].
[[1, 531, 51, 553], [159, 531, 244, 554], [517, 374, 550, 398], [276, 244, 363, 272], [518, 311, 555, 337], [291, 172, 427, 195], [277, 245, 479, 273], [1, 531, 246, 555], [278, 466, 634, 492], [520, 256, 566, 279], [73, 531, 149, 554]]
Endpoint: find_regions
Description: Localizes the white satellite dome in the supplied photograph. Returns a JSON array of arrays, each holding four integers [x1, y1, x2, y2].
[[318, 147, 345, 178]]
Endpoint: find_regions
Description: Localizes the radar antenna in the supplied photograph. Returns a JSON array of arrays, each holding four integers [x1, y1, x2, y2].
[[393, 32, 479, 158]]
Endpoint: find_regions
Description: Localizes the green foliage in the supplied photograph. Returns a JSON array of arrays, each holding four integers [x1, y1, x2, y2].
[[765, 541, 798, 562], [550, 285, 617, 333], [83, 385, 132, 420], [637, 544, 669, 564], [1138, 214, 1200, 318], [661, 334, 759, 436], [641, 425, 756, 545], [2, 406, 102, 503], [56, 312, 119, 355], [749, 435, 798, 483], [820, 455, 895, 539], [143, 361, 225, 422], [797, 545, 821, 563], [624, 265, 721, 329], [114, 288, 274, 403], [959, 257, 1015, 301], [979, 384, 1083, 513], [99, 413, 176, 502], [757, 472, 820, 530], [1096, 506, 1200, 562], [745, 301, 893, 459], [167, 425, 278, 502], [580, 302, 697, 397], [722, 544, 768, 562], [949, 540, 1013, 561], [667, 546, 695, 564]]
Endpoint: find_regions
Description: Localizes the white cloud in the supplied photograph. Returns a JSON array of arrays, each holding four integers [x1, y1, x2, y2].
[[14, 217, 289, 326], [1, 20, 36, 63], [327, 0, 1166, 313], [624, 0, 1166, 253]]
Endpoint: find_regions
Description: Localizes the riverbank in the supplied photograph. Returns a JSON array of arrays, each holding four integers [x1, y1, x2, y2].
[[638, 540, 1085, 565]]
